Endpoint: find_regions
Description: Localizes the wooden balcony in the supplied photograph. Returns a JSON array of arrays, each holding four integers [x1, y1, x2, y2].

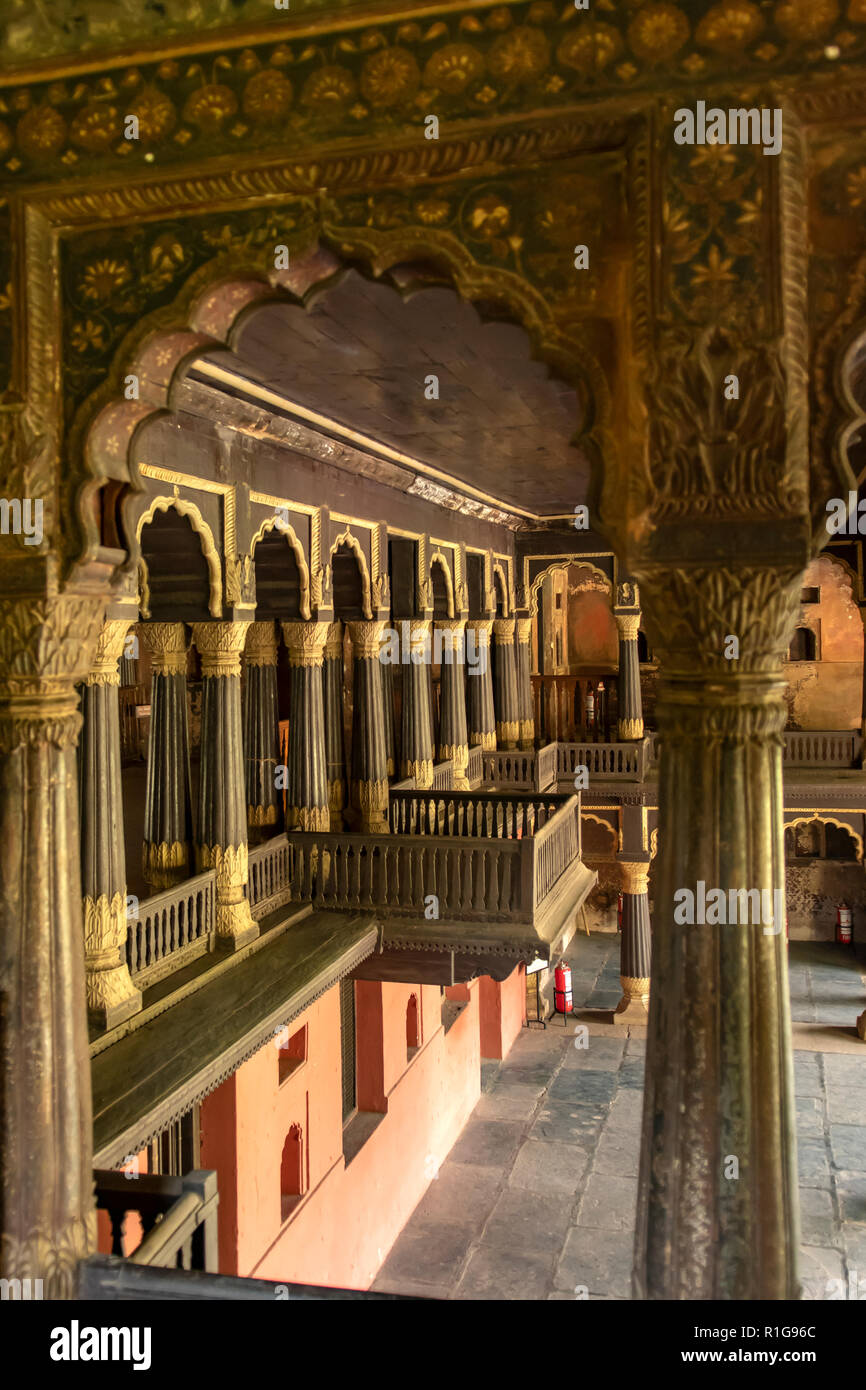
[[531, 673, 614, 743], [93, 1168, 218, 1271]]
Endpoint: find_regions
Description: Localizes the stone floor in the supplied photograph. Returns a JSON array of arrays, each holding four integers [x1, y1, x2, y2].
[[372, 935, 866, 1300]]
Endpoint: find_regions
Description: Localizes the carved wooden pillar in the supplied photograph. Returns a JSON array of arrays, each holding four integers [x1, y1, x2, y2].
[[613, 856, 651, 1024], [323, 621, 347, 829], [242, 621, 282, 844], [281, 621, 330, 832], [435, 618, 469, 789], [401, 619, 434, 789], [0, 594, 103, 1295], [633, 564, 802, 1301], [79, 618, 142, 1028], [191, 622, 258, 952], [466, 618, 496, 751], [347, 620, 389, 831], [493, 617, 519, 750], [141, 622, 193, 890], [615, 604, 644, 741], [381, 650, 397, 779], [515, 616, 535, 749]]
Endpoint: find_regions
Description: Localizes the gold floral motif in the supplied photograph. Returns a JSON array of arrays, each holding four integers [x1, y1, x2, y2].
[[70, 320, 106, 354], [80, 258, 132, 303], [16, 104, 66, 158], [487, 26, 550, 84], [695, 1, 765, 52], [627, 4, 691, 62], [360, 46, 420, 108], [416, 197, 451, 225], [423, 43, 486, 94], [468, 192, 510, 240], [192, 621, 250, 677], [130, 85, 176, 144], [183, 84, 238, 131], [557, 23, 624, 74], [774, 0, 839, 40], [242, 69, 294, 121], [301, 65, 358, 110], [70, 104, 121, 152]]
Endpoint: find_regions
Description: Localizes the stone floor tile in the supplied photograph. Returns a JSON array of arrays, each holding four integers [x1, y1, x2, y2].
[[508, 1139, 589, 1196], [380, 1220, 474, 1286], [448, 1118, 524, 1169], [548, 1069, 618, 1105], [593, 1131, 642, 1178], [826, 1088, 866, 1125], [576, 1174, 638, 1232], [555, 1226, 634, 1298], [481, 1187, 572, 1254], [454, 1247, 556, 1301], [531, 1099, 608, 1145], [798, 1245, 845, 1301], [799, 1187, 838, 1245], [797, 1137, 832, 1188], [835, 1171, 866, 1225], [407, 1161, 503, 1233], [829, 1124, 866, 1172], [474, 1087, 543, 1124]]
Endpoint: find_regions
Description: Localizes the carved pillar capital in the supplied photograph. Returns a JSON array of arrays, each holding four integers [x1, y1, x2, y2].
[[141, 621, 189, 676], [492, 617, 516, 645], [324, 620, 344, 659], [614, 611, 641, 642], [618, 859, 650, 896], [515, 617, 533, 644], [192, 621, 251, 678], [282, 620, 331, 666], [243, 620, 278, 667], [85, 619, 133, 686], [347, 619, 387, 659]]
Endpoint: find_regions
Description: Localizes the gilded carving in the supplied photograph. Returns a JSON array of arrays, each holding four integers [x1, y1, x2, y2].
[[282, 620, 331, 666], [347, 621, 386, 660], [615, 613, 641, 641], [191, 621, 251, 677], [136, 496, 223, 617], [85, 619, 132, 686], [243, 621, 278, 667], [82, 891, 142, 1019], [140, 621, 188, 676]]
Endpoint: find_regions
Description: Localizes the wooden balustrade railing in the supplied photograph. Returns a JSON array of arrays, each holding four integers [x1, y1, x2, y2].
[[247, 834, 294, 919], [555, 740, 648, 781], [432, 760, 454, 790], [532, 674, 613, 743], [388, 789, 569, 840], [126, 871, 215, 985], [782, 730, 863, 767], [532, 795, 581, 910], [467, 744, 483, 788], [482, 749, 536, 789], [535, 741, 558, 792], [93, 1169, 218, 1271]]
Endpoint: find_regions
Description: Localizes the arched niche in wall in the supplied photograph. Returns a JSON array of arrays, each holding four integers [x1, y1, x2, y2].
[[466, 553, 486, 619], [581, 813, 618, 860], [251, 518, 310, 620], [137, 497, 221, 621], [430, 554, 454, 620], [784, 815, 863, 863], [331, 532, 372, 622], [493, 565, 509, 618]]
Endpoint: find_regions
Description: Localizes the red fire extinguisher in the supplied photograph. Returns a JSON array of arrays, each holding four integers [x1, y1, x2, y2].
[[836, 903, 853, 945], [554, 960, 573, 1014]]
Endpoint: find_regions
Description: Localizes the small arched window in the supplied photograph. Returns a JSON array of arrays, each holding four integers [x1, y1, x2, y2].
[[406, 994, 420, 1062], [280, 1123, 305, 1219], [788, 627, 817, 662]]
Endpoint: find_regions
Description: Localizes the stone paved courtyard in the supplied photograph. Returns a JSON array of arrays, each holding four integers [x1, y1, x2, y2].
[[372, 935, 866, 1300]]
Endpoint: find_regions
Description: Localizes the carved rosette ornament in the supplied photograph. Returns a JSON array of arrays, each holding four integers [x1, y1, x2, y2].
[[466, 618, 496, 752], [80, 617, 143, 1028], [0, 593, 105, 1294], [192, 623, 258, 950], [348, 621, 389, 831], [282, 621, 330, 834], [435, 619, 469, 789]]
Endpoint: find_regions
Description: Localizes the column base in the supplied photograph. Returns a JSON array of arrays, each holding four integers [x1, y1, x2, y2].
[[142, 840, 190, 893], [612, 976, 650, 1025], [618, 718, 644, 740], [857, 1009, 866, 1042], [518, 720, 534, 749], [87, 968, 143, 1031], [215, 898, 259, 952]]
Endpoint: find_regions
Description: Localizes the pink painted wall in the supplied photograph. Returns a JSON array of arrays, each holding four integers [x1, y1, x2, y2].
[[478, 965, 526, 1059], [200, 975, 483, 1290]]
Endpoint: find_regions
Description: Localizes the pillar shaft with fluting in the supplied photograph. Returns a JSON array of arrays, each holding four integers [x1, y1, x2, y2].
[[0, 595, 104, 1296], [141, 622, 193, 891], [192, 622, 258, 951], [79, 619, 142, 1028], [435, 619, 469, 789], [323, 621, 347, 830], [348, 620, 389, 831], [493, 617, 519, 750], [515, 617, 535, 750], [381, 652, 397, 779], [466, 619, 496, 751], [613, 857, 651, 1024], [242, 621, 282, 843], [633, 567, 801, 1301], [282, 621, 330, 833], [401, 619, 434, 789], [616, 610, 644, 741]]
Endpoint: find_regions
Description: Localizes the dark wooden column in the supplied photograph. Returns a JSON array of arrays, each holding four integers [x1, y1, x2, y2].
[[466, 618, 496, 752], [381, 654, 397, 779], [515, 617, 535, 749], [633, 563, 802, 1301], [613, 855, 651, 1024], [435, 618, 469, 789], [0, 593, 104, 1295], [79, 618, 142, 1028], [242, 621, 283, 844], [323, 621, 347, 830], [401, 619, 434, 789], [615, 599, 644, 741], [281, 621, 330, 832], [348, 620, 389, 831], [141, 622, 193, 891], [191, 622, 258, 952], [493, 617, 519, 750]]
